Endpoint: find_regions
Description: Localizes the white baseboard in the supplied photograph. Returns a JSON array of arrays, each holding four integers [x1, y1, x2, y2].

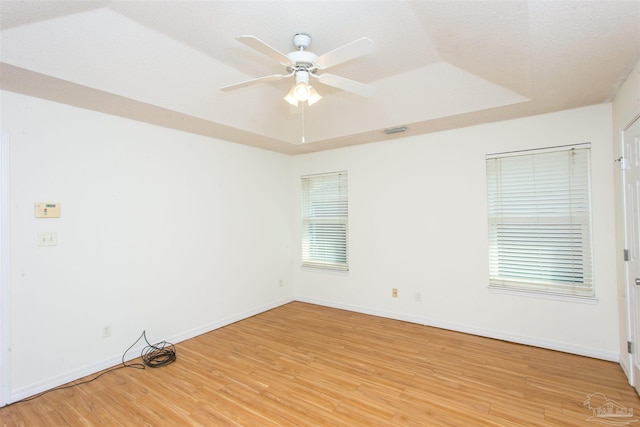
[[620, 352, 632, 384], [9, 297, 294, 404], [10, 295, 618, 403], [295, 297, 619, 362], [10, 354, 136, 403], [165, 297, 294, 346]]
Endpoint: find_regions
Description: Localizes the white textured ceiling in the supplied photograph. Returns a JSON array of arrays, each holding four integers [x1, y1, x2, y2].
[[1, 0, 639, 154]]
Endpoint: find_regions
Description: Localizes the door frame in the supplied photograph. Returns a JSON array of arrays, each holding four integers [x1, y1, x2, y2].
[[0, 130, 10, 406], [622, 114, 640, 392]]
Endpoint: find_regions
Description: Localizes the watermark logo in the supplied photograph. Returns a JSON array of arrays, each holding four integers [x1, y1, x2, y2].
[[584, 392, 638, 426]]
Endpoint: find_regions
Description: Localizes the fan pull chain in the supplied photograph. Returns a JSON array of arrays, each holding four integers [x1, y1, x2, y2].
[[301, 102, 306, 143]]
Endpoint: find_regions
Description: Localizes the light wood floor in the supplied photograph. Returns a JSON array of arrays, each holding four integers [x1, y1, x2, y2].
[[1, 302, 639, 426]]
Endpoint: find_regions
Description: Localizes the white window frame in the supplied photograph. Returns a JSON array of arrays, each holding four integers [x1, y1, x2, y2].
[[301, 171, 348, 271], [486, 144, 594, 298]]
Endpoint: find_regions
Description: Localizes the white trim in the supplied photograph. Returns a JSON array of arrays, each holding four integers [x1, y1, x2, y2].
[[295, 297, 618, 362], [164, 297, 293, 345], [621, 115, 640, 388], [11, 297, 293, 402], [620, 125, 633, 386], [620, 349, 631, 384], [11, 352, 144, 403], [0, 131, 11, 406], [12, 294, 618, 401], [488, 287, 599, 304]]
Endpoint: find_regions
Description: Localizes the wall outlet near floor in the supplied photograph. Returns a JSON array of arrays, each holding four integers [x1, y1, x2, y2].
[[415, 292, 422, 302], [392, 288, 398, 298], [102, 324, 111, 338]]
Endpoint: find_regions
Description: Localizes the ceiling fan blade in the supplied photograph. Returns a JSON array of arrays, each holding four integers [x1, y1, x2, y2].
[[237, 35, 293, 66], [317, 73, 376, 97], [220, 74, 288, 92], [315, 37, 375, 69]]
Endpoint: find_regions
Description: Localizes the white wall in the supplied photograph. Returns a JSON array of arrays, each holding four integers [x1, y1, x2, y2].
[[2, 91, 293, 400], [1, 88, 625, 402], [612, 59, 640, 379], [292, 104, 619, 360]]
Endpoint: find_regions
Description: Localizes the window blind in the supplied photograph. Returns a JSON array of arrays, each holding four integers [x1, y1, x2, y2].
[[486, 145, 593, 297], [301, 172, 348, 271]]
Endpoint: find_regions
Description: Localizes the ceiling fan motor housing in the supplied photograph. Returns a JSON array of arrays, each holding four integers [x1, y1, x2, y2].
[[295, 70, 310, 85], [286, 50, 318, 73]]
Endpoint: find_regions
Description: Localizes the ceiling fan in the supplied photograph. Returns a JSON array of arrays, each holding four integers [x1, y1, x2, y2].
[[220, 33, 376, 106]]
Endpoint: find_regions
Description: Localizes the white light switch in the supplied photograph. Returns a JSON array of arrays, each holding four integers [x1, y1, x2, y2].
[[37, 232, 57, 247]]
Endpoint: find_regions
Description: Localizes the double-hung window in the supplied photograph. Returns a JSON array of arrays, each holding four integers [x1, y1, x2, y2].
[[301, 171, 348, 271], [486, 144, 593, 297]]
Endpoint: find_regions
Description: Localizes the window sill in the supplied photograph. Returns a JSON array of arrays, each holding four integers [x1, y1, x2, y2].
[[301, 264, 349, 274], [488, 287, 598, 304]]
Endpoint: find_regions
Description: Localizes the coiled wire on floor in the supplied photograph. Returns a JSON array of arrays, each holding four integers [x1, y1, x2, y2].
[[140, 331, 177, 368]]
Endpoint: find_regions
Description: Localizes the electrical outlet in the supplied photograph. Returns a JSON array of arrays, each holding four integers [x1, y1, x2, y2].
[[102, 324, 111, 338], [415, 292, 422, 302], [392, 288, 398, 298], [279, 279, 284, 288]]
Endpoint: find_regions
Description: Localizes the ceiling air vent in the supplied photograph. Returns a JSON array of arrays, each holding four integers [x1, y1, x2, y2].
[[383, 126, 407, 135]]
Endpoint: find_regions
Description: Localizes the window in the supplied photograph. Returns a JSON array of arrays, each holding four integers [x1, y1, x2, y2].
[[301, 171, 348, 271], [486, 144, 593, 297]]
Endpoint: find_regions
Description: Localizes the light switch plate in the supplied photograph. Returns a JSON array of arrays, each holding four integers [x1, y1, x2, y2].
[[35, 202, 60, 218], [37, 232, 57, 247]]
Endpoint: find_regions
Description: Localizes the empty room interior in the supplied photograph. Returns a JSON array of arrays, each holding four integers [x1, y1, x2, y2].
[[1, 1, 640, 425]]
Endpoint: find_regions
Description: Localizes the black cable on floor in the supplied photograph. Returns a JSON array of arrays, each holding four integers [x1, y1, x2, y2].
[[141, 331, 177, 368], [9, 330, 176, 404]]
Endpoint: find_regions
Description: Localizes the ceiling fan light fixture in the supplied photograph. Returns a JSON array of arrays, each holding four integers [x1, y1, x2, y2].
[[307, 87, 322, 106], [294, 81, 311, 101], [284, 87, 299, 106], [284, 70, 322, 106]]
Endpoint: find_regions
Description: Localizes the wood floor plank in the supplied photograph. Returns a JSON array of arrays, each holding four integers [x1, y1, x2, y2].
[[1, 301, 638, 426]]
